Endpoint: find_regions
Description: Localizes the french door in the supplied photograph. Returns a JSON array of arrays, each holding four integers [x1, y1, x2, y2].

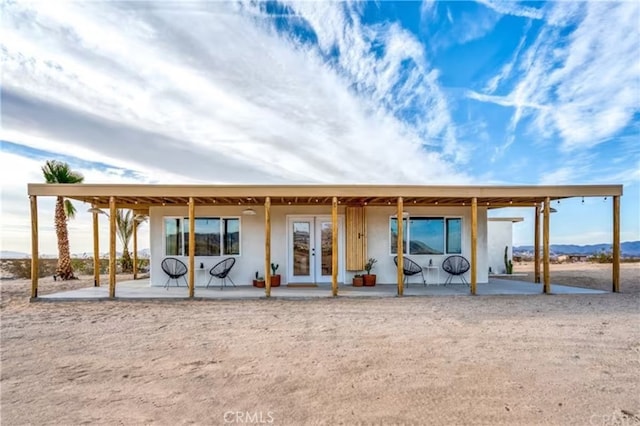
[[287, 216, 344, 284]]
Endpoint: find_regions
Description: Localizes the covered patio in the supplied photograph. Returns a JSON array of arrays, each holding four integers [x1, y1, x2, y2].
[[36, 277, 606, 301], [27, 183, 623, 300]]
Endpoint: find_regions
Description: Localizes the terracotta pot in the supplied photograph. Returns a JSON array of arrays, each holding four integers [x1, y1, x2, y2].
[[270, 275, 281, 287], [253, 279, 265, 288], [363, 274, 376, 286], [352, 276, 364, 287]]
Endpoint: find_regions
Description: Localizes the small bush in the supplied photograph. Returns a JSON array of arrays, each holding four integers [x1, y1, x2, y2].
[[591, 251, 613, 264], [3, 258, 57, 279]]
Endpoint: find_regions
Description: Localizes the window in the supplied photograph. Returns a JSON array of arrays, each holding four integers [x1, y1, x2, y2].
[[446, 218, 462, 254], [389, 216, 462, 255], [390, 218, 407, 254], [165, 218, 182, 256], [222, 218, 240, 255], [409, 218, 444, 254], [164, 217, 240, 256]]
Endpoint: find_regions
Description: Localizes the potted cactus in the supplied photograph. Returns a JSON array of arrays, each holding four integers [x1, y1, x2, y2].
[[363, 258, 377, 286], [270, 262, 281, 287], [253, 271, 265, 288]]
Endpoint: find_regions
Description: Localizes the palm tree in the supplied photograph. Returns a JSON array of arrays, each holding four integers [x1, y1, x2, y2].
[[41, 160, 84, 280], [115, 209, 134, 273]]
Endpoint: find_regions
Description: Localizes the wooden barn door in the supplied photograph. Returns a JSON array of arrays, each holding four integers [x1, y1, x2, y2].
[[345, 206, 366, 271]]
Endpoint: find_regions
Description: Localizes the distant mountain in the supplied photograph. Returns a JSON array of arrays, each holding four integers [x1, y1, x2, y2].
[[0, 251, 30, 259], [514, 241, 640, 257]]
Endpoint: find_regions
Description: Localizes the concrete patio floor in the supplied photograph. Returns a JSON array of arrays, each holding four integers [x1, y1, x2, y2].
[[37, 278, 607, 301]]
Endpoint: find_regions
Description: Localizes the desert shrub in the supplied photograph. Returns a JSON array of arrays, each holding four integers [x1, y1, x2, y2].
[[71, 257, 110, 275], [3, 258, 57, 279], [120, 255, 133, 274], [70, 257, 94, 275], [591, 250, 613, 264]]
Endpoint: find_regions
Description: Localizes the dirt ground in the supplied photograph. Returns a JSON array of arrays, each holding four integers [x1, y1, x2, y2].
[[512, 262, 640, 293], [1, 265, 639, 425]]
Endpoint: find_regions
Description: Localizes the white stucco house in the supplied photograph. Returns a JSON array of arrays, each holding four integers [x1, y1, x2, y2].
[[149, 202, 487, 287]]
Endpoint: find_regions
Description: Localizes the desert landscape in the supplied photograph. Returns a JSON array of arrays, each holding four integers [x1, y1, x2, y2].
[[1, 263, 639, 425]]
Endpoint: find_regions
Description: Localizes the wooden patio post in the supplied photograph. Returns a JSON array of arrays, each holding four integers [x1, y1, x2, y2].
[[93, 211, 100, 287], [30, 195, 38, 298], [265, 196, 271, 298], [470, 197, 477, 295], [543, 197, 550, 294], [613, 195, 620, 293], [132, 218, 138, 281], [109, 196, 116, 298], [534, 203, 540, 283], [397, 197, 404, 296], [332, 197, 338, 297], [188, 197, 195, 298]]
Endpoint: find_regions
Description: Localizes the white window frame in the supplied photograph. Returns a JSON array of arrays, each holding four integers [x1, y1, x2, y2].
[[163, 216, 242, 257], [389, 215, 463, 256]]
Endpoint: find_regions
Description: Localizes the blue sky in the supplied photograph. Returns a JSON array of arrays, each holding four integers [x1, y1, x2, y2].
[[1, 0, 639, 253]]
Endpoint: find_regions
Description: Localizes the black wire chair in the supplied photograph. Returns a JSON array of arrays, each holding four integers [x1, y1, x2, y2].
[[161, 257, 188, 289], [442, 255, 470, 286], [207, 258, 236, 289], [393, 256, 426, 287]]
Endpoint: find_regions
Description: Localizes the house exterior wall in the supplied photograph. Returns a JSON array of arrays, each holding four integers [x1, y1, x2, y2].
[[487, 221, 513, 274], [150, 204, 489, 287], [150, 205, 347, 287]]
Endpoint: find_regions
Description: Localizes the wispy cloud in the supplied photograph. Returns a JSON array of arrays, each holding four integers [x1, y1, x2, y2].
[[422, 1, 502, 49], [483, 25, 530, 94], [476, 0, 545, 20], [1, 1, 467, 185], [471, 1, 640, 153]]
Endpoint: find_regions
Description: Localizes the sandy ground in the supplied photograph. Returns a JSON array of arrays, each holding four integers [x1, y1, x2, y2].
[[512, 262, 640, 293], [1, 265, 639, 425]]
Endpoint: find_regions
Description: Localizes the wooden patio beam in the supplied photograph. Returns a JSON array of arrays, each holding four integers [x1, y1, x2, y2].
[[543, 197, 551, 294], [188, 197, 195, 298], [534, 203, 540, 283], [470, 197, 477, 295], [265, 196, 271, 298], [397, 197, 404, 296], [332, 196, 338, 297], [93, 211, 100, 287], [132, 218, 138, 281], [30, 195, 38, 298], [613, 195, 620, 292], [109, 196, 116, 298]]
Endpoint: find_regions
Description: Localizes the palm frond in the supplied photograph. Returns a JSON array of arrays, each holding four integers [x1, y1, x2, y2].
[[42, 160, 84, 184], [115, 209, 134, 249], [64, 199, 77, 220]]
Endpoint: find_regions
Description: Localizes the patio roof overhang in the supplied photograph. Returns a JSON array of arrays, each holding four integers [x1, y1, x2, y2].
[[27, 183, 623, 211], [26, 182, 624, 298]]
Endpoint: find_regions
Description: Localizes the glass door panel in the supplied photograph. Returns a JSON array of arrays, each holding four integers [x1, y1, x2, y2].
[[318, 221, 333, 279], [288, 216, 343, 285], [291, 220, 314, 283]]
